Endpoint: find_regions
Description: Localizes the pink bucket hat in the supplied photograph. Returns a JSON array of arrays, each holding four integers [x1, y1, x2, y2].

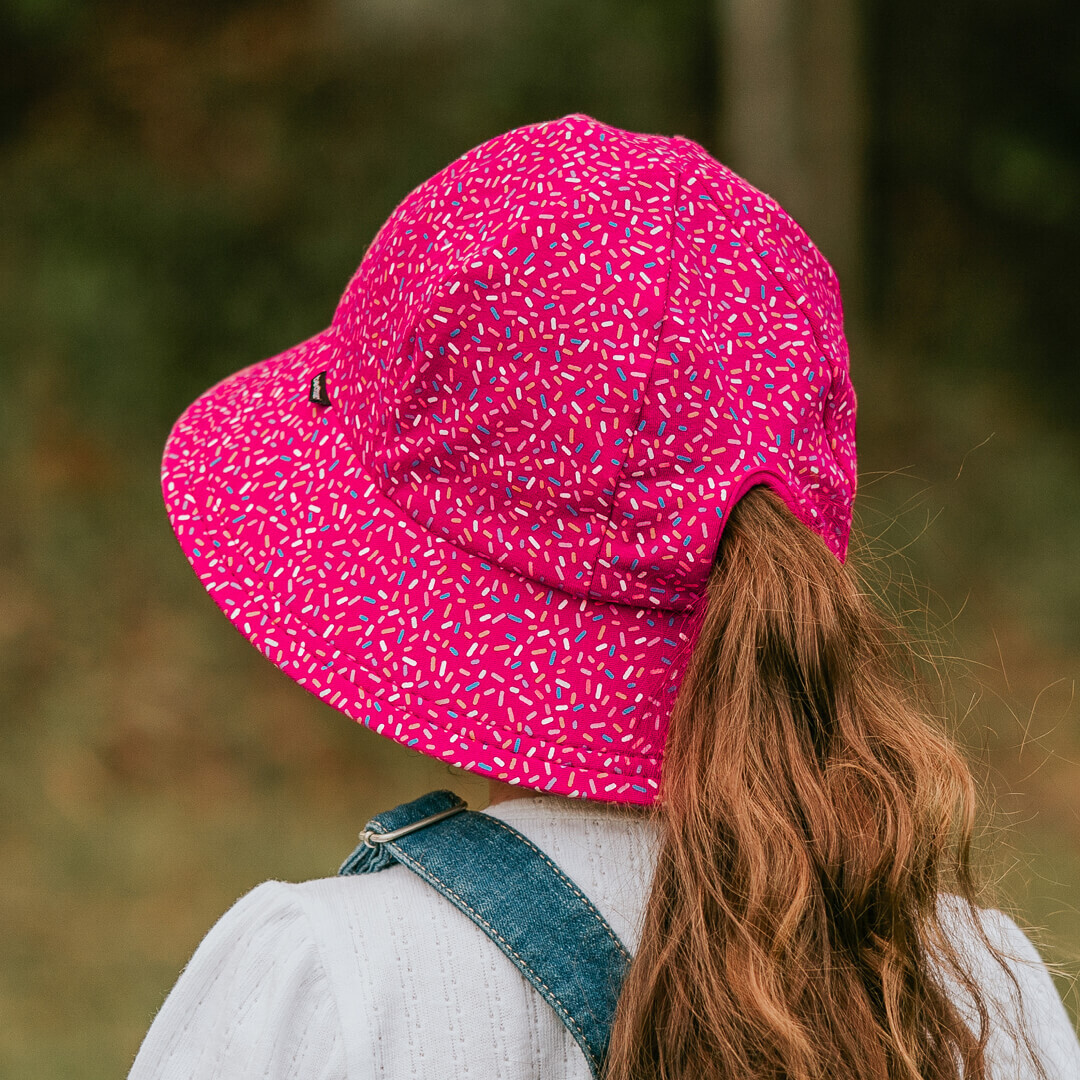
[[162, 113, 856, 805]]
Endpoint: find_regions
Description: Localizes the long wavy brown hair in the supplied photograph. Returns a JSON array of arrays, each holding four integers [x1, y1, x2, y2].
[[604, 485, 1038, 1080]]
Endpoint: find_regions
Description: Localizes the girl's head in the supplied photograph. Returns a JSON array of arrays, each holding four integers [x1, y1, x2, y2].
[[161, 112, 856, 804]]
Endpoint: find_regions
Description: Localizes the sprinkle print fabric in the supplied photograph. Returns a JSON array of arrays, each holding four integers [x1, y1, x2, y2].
[[161, 113, 857, 805]]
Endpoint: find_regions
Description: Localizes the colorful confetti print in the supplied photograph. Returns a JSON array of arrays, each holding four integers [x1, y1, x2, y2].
[[161, 113, 857, 805]]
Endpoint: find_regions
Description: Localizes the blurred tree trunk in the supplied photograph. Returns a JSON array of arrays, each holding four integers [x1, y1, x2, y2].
[[718, 0, 865, 314]]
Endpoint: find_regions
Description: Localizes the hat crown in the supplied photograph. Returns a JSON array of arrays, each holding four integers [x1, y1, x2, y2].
[[328, 114, 855, 610]]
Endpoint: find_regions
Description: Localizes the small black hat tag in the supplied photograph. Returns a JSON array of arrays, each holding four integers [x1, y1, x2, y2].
[[309, 370, 331, 407]]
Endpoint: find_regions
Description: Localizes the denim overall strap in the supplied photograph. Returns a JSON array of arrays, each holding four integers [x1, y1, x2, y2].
[[338, 790, 632, 1078]]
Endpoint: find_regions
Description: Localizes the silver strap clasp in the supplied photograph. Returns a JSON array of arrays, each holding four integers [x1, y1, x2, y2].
[[358, 803, 468, 848]]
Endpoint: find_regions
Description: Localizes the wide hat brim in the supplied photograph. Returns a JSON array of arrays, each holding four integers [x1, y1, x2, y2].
[[161, 329, 707, 804]]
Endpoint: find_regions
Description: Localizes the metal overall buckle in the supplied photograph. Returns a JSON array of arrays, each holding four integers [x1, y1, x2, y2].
[[358, 803, 468, 848]]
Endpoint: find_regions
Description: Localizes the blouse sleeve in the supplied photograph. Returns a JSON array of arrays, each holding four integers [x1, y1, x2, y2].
[[127, 880, 347, 1080], [950, 904, 1080, 1080]]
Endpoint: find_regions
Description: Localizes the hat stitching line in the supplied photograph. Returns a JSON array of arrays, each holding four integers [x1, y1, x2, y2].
[[350, 116, 678, 394], [316, 599, 669, 768], [586, 158, 691, 600], [202, 553, 667, 775], [695, 168, 857, 495], [381, 211, 588, 464], [171, 503, 669, 769], [331, 656, 665, 774], [309, 648, 664, 794], [288, 336, 704, 615], [696, 169, 838, 371]]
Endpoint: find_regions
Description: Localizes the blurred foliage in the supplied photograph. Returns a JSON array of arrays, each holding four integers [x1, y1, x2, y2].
[[0, 0, 1078, 1076]]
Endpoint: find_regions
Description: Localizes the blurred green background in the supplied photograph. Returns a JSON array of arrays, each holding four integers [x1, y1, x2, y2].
[[1, 0, 1078, 1075]]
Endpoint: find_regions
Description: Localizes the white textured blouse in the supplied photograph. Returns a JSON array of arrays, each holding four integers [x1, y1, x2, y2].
[[128, 795, 1080, 1079]]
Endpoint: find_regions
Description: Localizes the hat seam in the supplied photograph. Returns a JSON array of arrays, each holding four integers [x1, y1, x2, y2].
[[170, 501, 668, 769], [313, 657, 663, 799], [692, 165, 857, 495], [314, 330, 703, 614], [332, 654, 664, 772], [586, 155, 691, 599]]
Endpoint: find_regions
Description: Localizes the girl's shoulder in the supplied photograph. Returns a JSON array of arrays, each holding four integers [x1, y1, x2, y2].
[[933, 894, 1080, 1077], [128, 871, 491, 1080], [128, 879, 346, 1080]]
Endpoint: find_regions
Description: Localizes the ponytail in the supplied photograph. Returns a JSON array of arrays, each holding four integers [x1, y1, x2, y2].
[[604, 485, 1028, 1080]]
